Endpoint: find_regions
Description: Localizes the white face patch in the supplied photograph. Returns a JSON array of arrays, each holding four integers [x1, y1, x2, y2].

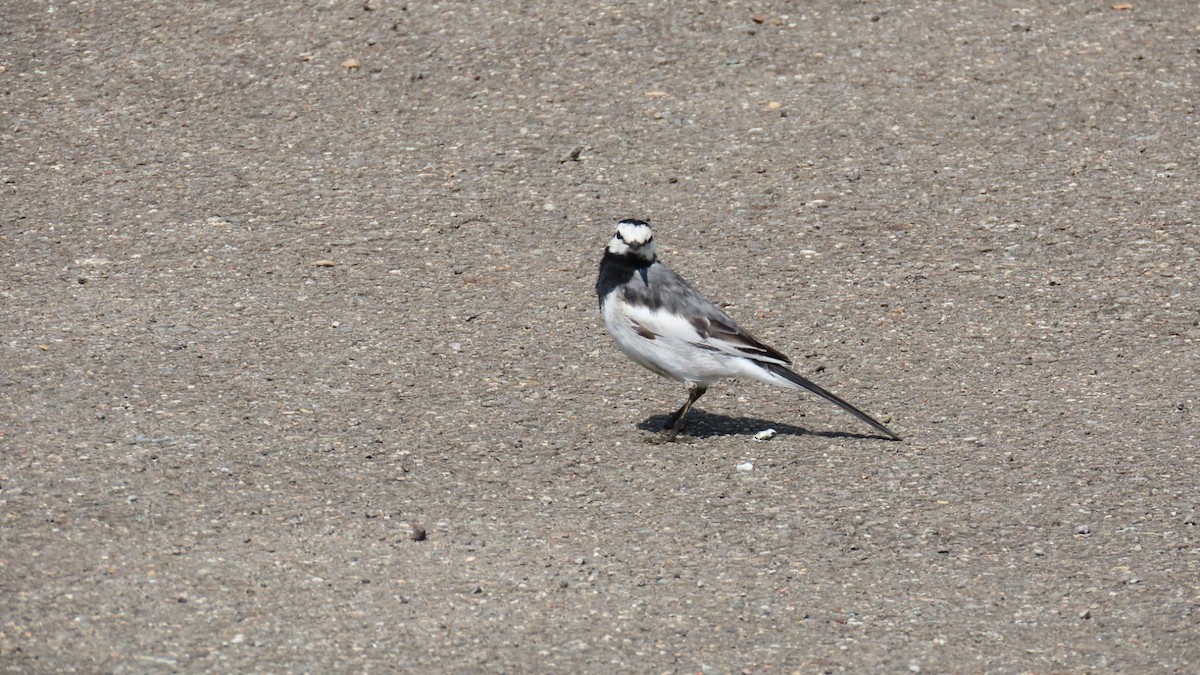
[[607, 220, 657, 260]]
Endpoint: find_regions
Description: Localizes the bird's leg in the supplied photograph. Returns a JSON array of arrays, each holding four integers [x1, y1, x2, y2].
[[663, 385, 707, 441]]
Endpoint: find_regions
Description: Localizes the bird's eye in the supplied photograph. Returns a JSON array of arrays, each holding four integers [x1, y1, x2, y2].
[[615, 232, 625, 242]]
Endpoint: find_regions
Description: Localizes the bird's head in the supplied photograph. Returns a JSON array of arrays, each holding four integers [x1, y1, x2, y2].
[[606, 219, 657, 262]]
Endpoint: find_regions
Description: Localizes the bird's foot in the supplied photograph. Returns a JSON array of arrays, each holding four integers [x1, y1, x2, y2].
[[659, 417, 688, 442]]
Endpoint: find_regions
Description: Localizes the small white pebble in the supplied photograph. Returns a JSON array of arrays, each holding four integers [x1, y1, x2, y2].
[[753, 428, 777, 441], [736, 462, 754, 472]]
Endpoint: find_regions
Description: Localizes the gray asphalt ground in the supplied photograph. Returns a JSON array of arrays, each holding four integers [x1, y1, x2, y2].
[[3, 1, 1198, 672]]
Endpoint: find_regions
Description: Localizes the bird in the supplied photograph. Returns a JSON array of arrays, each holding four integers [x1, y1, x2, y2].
[[596, 218, 900, 442]]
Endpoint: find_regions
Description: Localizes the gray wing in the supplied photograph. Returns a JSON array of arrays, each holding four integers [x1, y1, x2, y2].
[[626, 261, 792, 365]]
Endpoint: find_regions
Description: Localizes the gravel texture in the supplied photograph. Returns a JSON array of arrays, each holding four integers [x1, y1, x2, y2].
[[2, 1, 1198, 672]]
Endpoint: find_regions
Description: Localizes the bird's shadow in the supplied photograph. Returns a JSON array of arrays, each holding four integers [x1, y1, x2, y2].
[[636, 409, 897, 442]]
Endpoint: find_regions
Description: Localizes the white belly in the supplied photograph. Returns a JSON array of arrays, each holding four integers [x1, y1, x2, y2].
[[602, 295, 757, 387]]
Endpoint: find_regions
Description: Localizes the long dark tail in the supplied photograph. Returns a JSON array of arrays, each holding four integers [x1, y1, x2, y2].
[[762, 363, 901, 440]]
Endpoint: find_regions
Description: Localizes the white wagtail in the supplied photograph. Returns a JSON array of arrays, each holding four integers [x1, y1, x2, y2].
[[596, 219, 900, 441]]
